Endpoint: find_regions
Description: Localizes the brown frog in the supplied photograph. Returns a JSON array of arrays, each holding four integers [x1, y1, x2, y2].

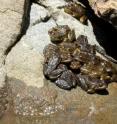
[[70, 60, 81, 70], [43, 44, 59, 62], [58, 42, 76, 63], [77, 74, 107, 94], [72, 35, 96, 63], [64, 2, 87, 24], [81, 56, 117, 82], [48, 25, 76, 44], [75, 35, 96, 54]]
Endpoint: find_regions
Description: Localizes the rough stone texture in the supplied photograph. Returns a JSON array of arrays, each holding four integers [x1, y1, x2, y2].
[[0, 0, 30, 56], [6, 7, 57, 115], [88, 0, 117, 29], [30, 3, 50, 26], [3, 0, 117, 124], [1, 83, 117, 124], [0, 0, 30, 118], [6, 43, 45, 88]]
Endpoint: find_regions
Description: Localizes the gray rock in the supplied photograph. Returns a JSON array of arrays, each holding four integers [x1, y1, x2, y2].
[[0, 0, 31, 117], [6, 13, 57, 116], [6, 42, 45, 88], [30, 3, 50, 26], [21, 18, 56, 54], [0, 0, 30, 56]]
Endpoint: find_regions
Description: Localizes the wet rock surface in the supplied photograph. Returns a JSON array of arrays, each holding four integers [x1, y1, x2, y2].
[[0, 0, 117, 124], [0, 84, 8, 118], [1, 83, 117, 124]]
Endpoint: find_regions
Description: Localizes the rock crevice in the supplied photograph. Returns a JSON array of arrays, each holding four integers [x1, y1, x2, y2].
[[5, 0, 31, 56]]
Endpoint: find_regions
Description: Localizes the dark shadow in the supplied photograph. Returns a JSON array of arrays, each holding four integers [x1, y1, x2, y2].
[[96, 89, 109, 95], [78, 0, 117, 60], [21, 0, 32, 35]]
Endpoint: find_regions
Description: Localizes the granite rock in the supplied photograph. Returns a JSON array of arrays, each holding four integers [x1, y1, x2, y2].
[[0, 0, 30, 117]]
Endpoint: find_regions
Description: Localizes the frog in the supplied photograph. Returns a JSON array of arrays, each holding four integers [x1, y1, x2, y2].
[[77, 74, 107, 94], [47, 64, 68, 80], [55, 70, 78, 90], [72, 48, 95, 63], [70, 60, 82, 70], [48, 25, 76, 44], [43, 40, 108, 93], [72, 35, 96, 63], [58, 42, 76, 63], [43, 53, 61, 78], [43, 44, 59, 62], [75, 35, 96, 54], [64, 2, 87, 24]]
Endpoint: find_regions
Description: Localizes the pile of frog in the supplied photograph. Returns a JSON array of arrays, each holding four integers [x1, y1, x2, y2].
[[43, 25, 117, 94]]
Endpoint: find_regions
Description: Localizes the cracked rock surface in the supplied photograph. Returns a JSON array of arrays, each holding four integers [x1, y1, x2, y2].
[[0, 0, 117, 124], [0, 0, 30, 118]]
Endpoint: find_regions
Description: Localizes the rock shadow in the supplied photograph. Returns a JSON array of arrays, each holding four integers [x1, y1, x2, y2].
[[96, 89, 109, 95]]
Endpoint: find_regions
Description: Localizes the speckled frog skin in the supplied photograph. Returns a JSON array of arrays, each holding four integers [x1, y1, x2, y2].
[[43, 25, 117, 94]]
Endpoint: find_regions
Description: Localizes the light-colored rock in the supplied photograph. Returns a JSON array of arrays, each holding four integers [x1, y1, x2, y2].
[[6, 43, 44, 88], [22, 18, 56, 54], [88, 0, 117, 29], [6, 43, 60, 115], [0, 0, 30, 55], [7, 77, 59, 116], [30, 3, 50, 26], [6, 14, 57, 116], [0, 0, 31, 118]]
